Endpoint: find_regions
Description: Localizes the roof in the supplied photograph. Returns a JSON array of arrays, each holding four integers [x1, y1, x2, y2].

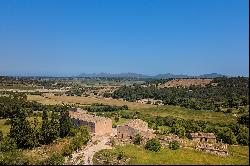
[[189, 132, 216, 139], [69, 110, 111, 123]]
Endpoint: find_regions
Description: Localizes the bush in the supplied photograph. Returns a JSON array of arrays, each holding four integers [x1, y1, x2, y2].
[[43, 153, 64, 165], [0, 136, 17, 152], [116, 150, 125, 160], [145, 139, 161, 152], [0, 150, 29, 165], [61, 145, 73, 157], [0, 131, 3, 141], [169, 141, 180, 150], [133, 134, 143, 145]]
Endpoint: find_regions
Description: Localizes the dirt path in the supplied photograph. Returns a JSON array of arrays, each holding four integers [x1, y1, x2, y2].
[[66, 136, 112, 165], [83, 137, 112, 165]]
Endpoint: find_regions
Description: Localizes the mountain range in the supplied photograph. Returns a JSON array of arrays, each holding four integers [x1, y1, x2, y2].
[[77, 72, 226, 79]]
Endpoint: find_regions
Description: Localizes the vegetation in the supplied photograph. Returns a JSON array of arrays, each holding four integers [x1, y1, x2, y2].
[[82, 103, 128, 112], [169, 141, 180, 150], [94, 145, 249, 165], [112, 77, 249, 111], [145, 139, 161, 152]]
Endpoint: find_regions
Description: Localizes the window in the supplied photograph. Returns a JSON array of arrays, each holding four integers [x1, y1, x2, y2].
[[130, 136, 132, 139]]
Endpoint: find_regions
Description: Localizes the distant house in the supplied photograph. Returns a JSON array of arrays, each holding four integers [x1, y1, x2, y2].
[[188, 132, 216, 143], [117, 119, 155, 142]]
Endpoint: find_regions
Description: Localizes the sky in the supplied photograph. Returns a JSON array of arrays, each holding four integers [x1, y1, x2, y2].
[[0, 0, 249, 77]]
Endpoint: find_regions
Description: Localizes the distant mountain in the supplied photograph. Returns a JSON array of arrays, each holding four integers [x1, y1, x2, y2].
[[77, 72, 151, 78], [198, 73, 227, 78], [154, 73, 190, 79], [77, 72, 226, 79]]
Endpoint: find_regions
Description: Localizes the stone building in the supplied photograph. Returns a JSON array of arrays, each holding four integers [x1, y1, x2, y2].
[[188, 132, 216, 143], [69, 109, 112, 136], [117, 119, 156, 143]]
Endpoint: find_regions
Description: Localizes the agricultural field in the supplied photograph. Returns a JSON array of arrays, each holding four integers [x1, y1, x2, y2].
[[93, 145, 249, 165], [129, 105, 238, 124], [27, 95, 156, 109]]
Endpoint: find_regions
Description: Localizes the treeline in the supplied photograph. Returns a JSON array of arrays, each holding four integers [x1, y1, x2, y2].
[[0, 93, 75, 119], [0, 93, 90, 164], [112, 77, 249, 111], [97, 110, 249, 146], [82, 103, 128, 112]]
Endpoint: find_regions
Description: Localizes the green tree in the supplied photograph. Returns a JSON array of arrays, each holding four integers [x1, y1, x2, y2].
[[59, 110, 72, 138], [10, 117, 39, 149], [217, 127, 237, 145]]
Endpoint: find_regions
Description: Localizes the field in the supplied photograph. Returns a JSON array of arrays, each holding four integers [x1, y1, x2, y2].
[[158, 79, 213, 88], [27, 95, 237, 124], [94, 145, 249, 165], [130, 105, 237, 124], [27, 95, 156, 109]]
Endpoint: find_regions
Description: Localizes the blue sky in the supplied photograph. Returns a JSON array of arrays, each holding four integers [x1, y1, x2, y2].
[[0, 0, 248, 76]]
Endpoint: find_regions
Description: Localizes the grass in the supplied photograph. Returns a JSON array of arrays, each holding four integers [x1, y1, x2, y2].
[[0, 119, 10, 136], [130, 105, 237, 124], [27, 95, 156, 109], [94, 145, 249, 165], [112, 117, 130, 126]]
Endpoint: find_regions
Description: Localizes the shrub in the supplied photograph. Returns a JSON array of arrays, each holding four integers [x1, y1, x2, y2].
[[61, 145, 73, 157], [169, 141, 180, 150], [110, 137, 116, 146], [0, 131, 3, 141], [0, 136, 17, 152], [116, 150, 125, 160], [145, 139, 161, 152], [43, 153, 64, 165], [133, 134, 143, 145]]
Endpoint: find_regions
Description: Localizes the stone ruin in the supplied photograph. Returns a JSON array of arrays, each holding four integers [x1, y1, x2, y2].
[[116, 119, 156, 144], [69, 108, 112, 137], [195, 142, 228, 156], [158, 132, 229, 156]]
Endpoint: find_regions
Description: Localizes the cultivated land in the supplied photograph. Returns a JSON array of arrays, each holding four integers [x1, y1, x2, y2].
[[27, 95, 156, 109], [158, 78, 213, 88], [94, 145, 249, 165], [129, 105, 237, 124]]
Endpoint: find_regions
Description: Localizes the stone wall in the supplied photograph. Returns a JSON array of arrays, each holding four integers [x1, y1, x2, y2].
[[95, 118, 112, 136]]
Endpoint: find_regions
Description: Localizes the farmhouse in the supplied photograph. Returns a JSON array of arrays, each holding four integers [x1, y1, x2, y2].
[[188, 132, 216, 143], [69, 108, 112, 136], [117, 119, 155, 142]]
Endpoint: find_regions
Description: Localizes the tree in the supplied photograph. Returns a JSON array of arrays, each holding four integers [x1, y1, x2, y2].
[[145, 139, 161, 152], [10, 117, 39, 149], [50, 111, 60, 140], [217, 127, 237, 145], [59, 110, 72, 138], [133, 134, 143, 145]]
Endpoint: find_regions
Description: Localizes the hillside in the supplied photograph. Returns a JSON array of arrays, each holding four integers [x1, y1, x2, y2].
[[158, 79, 213, 88]]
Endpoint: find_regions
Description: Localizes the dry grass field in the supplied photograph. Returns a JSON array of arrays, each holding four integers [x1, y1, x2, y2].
[[27, 95, 156, 109], [158, 79, 213, 88]]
